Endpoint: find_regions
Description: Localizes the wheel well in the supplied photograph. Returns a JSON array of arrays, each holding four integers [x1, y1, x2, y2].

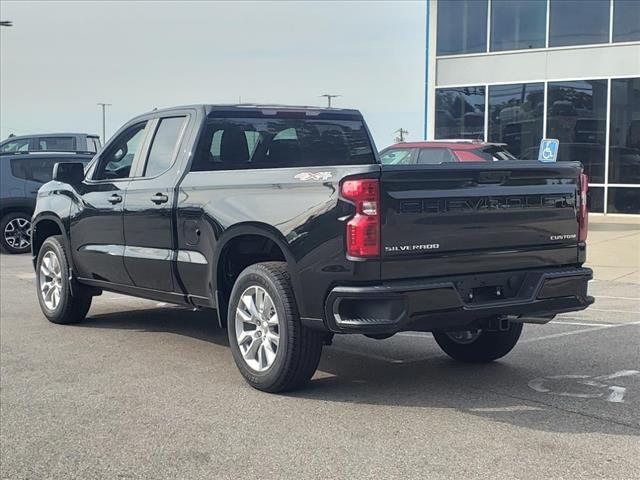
[[216, 234, 286, 310], [32, 219, 63, 258], [1, 207, 32, 220]]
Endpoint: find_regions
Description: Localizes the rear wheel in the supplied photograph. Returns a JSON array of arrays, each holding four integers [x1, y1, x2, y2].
[[433, 321, 523, 363], [227, 262, 323, 393], [1, 212, 32, 254], [36, 236, 92, 324]]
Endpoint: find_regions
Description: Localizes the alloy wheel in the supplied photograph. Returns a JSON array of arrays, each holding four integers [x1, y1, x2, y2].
[[234, 285, 280, 372], [39, 251, 63, 310], [4, 217, 31, 250]]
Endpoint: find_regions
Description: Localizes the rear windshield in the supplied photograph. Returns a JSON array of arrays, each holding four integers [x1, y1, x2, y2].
[[191, 117, 375, 171], [475, 145, 518, 161]]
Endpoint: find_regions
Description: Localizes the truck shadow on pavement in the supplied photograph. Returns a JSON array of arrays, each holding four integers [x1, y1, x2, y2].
[[79, 306, 639, 437]]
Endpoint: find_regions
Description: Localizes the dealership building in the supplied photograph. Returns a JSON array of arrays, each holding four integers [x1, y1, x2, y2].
[[424, 0, 640, 214]]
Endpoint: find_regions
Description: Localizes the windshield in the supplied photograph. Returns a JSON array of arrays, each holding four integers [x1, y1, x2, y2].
[[477, 145, 518, 161]]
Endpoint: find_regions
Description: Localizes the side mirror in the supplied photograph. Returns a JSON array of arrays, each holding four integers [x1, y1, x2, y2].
[[53, 162, 85, 184]]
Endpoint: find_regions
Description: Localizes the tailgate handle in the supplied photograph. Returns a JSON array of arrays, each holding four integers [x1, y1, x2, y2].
[[477, 171, 509, 184]]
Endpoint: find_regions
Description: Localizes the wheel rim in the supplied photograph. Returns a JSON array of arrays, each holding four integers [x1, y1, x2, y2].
[[4, 217, 31, 250], [446, 329, 482, 344], [39, 251, 63, 310], [235, 285, 280, 372]]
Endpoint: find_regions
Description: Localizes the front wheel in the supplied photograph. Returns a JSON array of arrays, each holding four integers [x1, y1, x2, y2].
[[433, 321, 523, 363], [36, 236, 92, 324], [227, 262, 323, 393]]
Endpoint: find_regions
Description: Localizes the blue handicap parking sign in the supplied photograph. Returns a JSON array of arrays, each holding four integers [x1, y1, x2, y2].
[[538, 139, 559, 162]]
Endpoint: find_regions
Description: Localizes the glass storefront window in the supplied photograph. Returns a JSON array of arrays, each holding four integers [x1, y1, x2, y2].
[[549, 0, 610, 47], [547, 80, 608, 183], [488, 83, 544, 159], [490, 0, 546, 52], [613, 0, 640, 42], [437, 0, 488, 56], [610, 78, 640, 185], [588, 187, 605, 213], [608, 187, 640, 214], [435, 87, 486, 139]]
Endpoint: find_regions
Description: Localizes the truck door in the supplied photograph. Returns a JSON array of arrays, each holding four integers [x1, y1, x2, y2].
[[122, 115, 189, 292], [70, 121, 150, 285]]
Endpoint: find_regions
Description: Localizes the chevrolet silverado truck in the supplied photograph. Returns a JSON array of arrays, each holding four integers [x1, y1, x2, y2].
[[31, 105, 593, 392]]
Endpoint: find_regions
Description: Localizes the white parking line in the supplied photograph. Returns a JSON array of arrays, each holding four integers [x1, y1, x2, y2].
[[550, 321, 614, 327], [595, 295, 640, 301], [521, 321, 640, 343], [587, 308, 640, 314]]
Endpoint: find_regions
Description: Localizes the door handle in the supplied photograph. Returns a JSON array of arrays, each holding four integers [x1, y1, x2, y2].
[[108, 194, 123, 204], [150, 193, 169, 204]]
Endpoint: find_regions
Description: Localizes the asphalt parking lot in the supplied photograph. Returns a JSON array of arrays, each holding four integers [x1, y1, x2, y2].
[[1, 252, 639, 479]]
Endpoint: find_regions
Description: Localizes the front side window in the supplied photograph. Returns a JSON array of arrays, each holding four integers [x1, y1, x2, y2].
[[143, 117, 186, 177], [1, 138, 30, 153], [488, 82, 544, 159], [191, 117, 374, 171], [547, 80, 608, 183], [38, 136, 75, 151], [490, 0, 546, 51], [437, 0, 488, 55], [549, 0, 610, 47], [93, 122, 147, 180], [435, 86, 486, 140], [379, 148, 413, 165], [613, 0, 640, 42]]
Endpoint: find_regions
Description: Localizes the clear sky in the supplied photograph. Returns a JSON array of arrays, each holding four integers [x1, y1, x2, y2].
[[0, 1, 426, 149]]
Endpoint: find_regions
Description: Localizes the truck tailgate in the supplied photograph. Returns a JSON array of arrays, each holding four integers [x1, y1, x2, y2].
[[380, 162, 583, 280]]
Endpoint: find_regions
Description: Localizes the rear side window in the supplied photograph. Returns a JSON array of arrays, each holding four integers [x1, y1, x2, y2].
[[143, 117, 187, 177], [191, 117, 375, 171], [417, 148, 456, 164], [10, 158, 59, 183], [38, 136, 76, 151]]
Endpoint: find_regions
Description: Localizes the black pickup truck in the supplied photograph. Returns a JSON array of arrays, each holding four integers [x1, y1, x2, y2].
[[31, 105, 593, 392]]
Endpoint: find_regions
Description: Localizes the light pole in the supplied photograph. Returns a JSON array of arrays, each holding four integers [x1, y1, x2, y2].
[[319, 94, 340, 108], [97, 103, 112, 145]]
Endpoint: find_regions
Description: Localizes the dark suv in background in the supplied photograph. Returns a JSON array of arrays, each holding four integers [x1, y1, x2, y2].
[[0, 151, 93, 253], [0, 133, 101, 154]]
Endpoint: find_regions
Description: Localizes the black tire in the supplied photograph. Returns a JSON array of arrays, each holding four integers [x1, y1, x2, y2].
[[433, 321, 523, 363], [0, 212, 32, 254], [36, 235, 92, 324], [227, 262, 323, 393]]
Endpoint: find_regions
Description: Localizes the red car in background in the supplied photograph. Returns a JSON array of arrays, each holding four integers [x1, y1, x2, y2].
[[379, 140, 518, 165]]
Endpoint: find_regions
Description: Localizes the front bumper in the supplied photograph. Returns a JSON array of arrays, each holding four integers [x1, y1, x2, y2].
[[324, 267, 594, 334]]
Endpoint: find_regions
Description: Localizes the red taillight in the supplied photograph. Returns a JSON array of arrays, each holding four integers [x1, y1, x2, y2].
[[341, 179, 380, 258], [578, 173, 589, 242]]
